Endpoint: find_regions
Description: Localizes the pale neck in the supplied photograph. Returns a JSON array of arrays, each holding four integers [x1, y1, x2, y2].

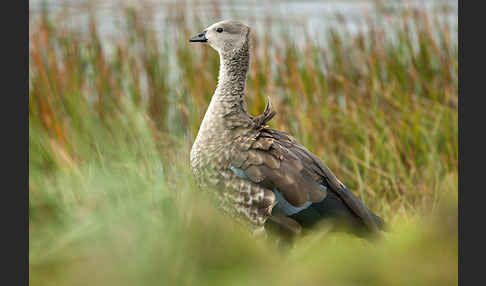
[[212, 42, 250, 113]]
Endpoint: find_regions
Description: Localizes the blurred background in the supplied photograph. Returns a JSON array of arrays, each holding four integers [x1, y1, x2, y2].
[[29, 0, 458, 285]]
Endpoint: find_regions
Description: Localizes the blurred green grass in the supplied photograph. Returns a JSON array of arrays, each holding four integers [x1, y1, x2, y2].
[[29, 2, 457, 285]]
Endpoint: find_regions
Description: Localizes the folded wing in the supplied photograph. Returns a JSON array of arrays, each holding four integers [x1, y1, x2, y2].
[[230, 99, 382, 234]]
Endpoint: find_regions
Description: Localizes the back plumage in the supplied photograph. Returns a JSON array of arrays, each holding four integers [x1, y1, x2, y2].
[[232, 99, 386, 238]]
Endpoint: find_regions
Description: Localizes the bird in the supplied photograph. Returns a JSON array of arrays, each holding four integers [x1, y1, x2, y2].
[[189, 20, 385, 239]]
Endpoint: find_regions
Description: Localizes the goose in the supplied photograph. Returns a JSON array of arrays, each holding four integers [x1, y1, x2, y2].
[[189, 20, 385, 239]]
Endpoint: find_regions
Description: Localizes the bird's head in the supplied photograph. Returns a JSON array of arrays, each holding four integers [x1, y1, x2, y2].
[[189, 20, 250, 56]]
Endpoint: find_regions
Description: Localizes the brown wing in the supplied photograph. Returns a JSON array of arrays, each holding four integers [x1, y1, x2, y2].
[[231, 98, 380, 233]]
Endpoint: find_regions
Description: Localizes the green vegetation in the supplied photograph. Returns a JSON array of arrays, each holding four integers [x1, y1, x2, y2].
[[29, 2, 457, 285]]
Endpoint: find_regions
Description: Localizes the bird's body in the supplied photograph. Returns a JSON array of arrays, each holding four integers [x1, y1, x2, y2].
[[189, 20, 384, 237]]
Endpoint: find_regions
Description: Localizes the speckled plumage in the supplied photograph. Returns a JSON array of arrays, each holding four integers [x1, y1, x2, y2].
[[190, 21, 273, 230], [189, 20, 385, 237]]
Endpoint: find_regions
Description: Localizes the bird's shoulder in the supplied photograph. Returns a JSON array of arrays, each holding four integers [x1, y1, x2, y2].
[[230, 122, 344, 209], [230, 96, 343, 199]]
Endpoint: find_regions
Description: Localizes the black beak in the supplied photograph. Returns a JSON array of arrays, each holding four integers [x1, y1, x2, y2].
[[189, 31, 207, 43]]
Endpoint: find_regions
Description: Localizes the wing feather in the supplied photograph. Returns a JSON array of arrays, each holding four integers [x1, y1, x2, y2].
[[235, 127, 379, 232], [229, 97, 381, 233]]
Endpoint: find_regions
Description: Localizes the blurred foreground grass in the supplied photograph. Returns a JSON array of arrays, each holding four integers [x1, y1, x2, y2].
[[29, 2, 457, 285]]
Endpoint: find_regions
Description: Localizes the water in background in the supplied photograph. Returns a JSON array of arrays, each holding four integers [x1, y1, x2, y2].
[[29, 0, 457, 47], [29, 0, 457, 98]]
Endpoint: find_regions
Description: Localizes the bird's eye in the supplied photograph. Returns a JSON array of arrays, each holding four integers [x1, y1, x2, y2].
[[216, 27, 223, 33]]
